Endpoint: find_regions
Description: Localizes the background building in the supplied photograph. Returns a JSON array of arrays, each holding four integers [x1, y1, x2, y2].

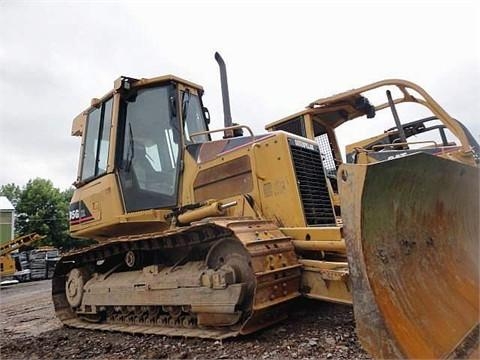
[[0, 196, 15, 244]]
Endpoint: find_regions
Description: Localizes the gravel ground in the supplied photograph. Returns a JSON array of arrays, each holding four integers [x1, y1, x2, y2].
[[0, 280, 370, 359]]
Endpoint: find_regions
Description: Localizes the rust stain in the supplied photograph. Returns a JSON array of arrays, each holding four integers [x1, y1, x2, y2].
[[343, 153, 479, 359]]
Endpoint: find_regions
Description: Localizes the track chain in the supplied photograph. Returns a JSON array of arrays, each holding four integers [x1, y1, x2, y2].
[[53, 218, 301, 338]]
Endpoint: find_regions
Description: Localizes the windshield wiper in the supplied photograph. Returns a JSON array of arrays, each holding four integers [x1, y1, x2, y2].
[[125, 123, 135, 172]]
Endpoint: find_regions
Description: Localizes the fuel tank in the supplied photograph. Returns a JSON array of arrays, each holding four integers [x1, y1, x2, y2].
[[339, 152, 479, 359]]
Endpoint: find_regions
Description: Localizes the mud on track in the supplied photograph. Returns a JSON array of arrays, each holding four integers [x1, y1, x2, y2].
[[0, 280, 370, 359]]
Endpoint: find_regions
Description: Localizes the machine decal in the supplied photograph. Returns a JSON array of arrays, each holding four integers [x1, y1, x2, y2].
[[293, 139, 315, 151], [69, 201, 94, 225]]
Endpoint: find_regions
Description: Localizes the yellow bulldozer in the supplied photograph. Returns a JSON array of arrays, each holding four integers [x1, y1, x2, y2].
[[53, 53, 479, 359]]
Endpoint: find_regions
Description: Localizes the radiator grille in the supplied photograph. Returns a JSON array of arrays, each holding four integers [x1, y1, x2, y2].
[[288, 138, 336, 226]]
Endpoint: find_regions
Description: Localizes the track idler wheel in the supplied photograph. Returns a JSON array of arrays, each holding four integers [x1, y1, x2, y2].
[[65, 267, 89, 308]]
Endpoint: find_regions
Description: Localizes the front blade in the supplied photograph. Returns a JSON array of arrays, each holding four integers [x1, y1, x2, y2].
[[339, 153, 479, 359]]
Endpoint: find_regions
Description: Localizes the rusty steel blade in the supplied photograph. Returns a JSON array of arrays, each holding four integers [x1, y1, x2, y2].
[[339, 153, 479, 359]]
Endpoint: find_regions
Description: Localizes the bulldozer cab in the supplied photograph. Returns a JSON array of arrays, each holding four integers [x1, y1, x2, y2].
[[71, 76, 210, 212]]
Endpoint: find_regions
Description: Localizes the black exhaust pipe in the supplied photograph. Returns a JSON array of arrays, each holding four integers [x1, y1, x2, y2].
[[215, 52, 233, 137]]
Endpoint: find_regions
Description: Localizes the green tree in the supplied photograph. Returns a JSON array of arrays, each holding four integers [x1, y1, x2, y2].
[[2, 179, 95, 250], [16, 178, 69, 249], [0, 183, 22, 207], [62, 187, 75, 203]]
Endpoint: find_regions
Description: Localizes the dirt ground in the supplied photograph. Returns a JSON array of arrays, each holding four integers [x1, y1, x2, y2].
[[0, 280, 370, 359]]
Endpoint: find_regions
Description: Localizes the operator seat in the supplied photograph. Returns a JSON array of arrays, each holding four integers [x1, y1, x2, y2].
[[132, 144, 157, 191]]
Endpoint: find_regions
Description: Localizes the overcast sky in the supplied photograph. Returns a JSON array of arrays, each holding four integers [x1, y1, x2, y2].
[[1, 0, 479, 190]]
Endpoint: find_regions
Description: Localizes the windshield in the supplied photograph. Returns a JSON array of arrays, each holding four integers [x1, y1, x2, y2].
[[118, 85, 181, 212]]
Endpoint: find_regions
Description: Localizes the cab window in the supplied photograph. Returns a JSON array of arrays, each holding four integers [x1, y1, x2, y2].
[[80, 98, 113, 181], [182, 91, 208, 143]]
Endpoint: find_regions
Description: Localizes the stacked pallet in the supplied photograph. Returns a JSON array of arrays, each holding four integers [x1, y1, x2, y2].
[[29, 250, 48, 280], [18, 252, 30, 272], [45, 250, 60, 278], [29, 249, 60, 280]]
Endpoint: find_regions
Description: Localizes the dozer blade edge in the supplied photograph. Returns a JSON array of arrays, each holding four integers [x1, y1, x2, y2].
[[339, 152, 479, 359]]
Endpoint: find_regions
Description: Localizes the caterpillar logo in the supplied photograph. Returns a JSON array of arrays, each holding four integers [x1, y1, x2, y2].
[[293, 139, 315, 151], [69, 201, 94, 225]]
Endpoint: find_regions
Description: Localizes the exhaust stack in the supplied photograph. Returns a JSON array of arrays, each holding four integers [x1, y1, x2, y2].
[[215, 52, 233, 138]]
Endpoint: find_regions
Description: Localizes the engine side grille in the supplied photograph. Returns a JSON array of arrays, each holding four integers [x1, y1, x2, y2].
[[288, 138, 336, 226]]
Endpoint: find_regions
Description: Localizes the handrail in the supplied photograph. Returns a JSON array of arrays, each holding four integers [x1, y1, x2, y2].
[[190, 124, 254, 139]]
